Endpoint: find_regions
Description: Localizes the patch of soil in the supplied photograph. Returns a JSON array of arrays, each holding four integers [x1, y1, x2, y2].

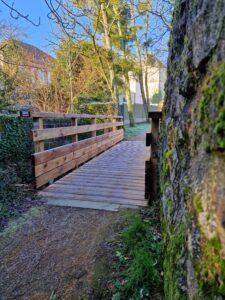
[[0, 205, 122, 300], [0, 194, 41, 231]]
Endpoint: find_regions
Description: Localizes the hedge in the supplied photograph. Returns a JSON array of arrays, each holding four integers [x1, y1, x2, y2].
[[0, 115, 33, 183]]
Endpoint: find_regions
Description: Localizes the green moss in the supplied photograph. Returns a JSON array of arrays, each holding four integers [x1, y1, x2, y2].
[[173, 0, 181, 17], [162, 149, 173, 176], [195, 236, 225, 298], [214, 109, 225, 148], [163, 222, 187, 300], [167, 198, 173, 209], [198, 62, 225, 150], [189, 192, 225, 297], [189, 0, 198, 10], [193, 195, 204, 214], [0, 207, 42, 245]]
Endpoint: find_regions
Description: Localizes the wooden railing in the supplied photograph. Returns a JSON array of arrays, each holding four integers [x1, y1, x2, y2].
[[31, 112, 124, 188]]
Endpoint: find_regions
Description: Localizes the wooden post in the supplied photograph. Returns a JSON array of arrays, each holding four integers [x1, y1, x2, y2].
[[104, 118, 108, 134], [92, 117, 96, 137], [33, 117, 44, 153], [71, 118, 78, 142], [146, 111, 162, 201], [112, 117, 117, 132]]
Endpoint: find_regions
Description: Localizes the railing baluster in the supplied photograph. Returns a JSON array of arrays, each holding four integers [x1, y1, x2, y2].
[[112, 117, 117, 132], [33, 117, 44, 153], [71, 117, 78, 142], [91, 117, 96, 137]]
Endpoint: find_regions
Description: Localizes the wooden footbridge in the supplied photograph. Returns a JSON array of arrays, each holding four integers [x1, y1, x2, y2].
[[30, 111, 160, 211]]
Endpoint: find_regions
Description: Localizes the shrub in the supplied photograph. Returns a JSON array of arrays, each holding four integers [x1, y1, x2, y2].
[[0, 166, 27, 226], [0, 115, 33, 182], [0, 116, 34, 227], [79, 102, 118, 116]]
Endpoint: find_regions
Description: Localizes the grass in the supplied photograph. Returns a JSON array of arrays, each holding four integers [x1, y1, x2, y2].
[[112, 205, 163, 300], [0, 207, 42, 251], [124, 123, 150, 140]]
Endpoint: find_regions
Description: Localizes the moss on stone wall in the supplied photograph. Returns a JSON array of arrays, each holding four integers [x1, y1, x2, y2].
[[160, 1, 225, 298], [193, 195, 203, 214], [190, 193, 225, 298], [198, 62, 225, 150], [163, 222, 187, 300], [195, 235, 225, 298]]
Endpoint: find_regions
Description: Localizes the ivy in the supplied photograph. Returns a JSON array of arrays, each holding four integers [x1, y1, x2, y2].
[[0, 116, 32, 161], [0, 116, 35, 227]]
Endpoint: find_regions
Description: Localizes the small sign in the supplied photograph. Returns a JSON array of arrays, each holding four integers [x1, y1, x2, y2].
[[20, 111, 30, 117]]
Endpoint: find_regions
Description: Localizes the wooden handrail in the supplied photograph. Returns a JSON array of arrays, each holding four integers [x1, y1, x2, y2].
[[32, 121, 123, 142], [30, 112, 124, 188], [31, 111, 123, 119]]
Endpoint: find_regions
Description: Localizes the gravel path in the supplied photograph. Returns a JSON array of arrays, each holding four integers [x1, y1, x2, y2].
[[0, 206, 119, 300], [0, 131, 147, 300]]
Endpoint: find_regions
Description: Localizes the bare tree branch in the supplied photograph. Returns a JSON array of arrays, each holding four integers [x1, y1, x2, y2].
[[0, 0, 41, 26]]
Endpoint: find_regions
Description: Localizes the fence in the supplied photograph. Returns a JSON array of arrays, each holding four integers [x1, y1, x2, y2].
[[31, 112, 124, 188]]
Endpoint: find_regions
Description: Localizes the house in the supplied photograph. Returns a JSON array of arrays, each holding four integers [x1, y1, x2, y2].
[[119, 53, 167, 124], [0, 39, 53, 107], [0, 39, 53, 83], [144, 53, 167, 104]]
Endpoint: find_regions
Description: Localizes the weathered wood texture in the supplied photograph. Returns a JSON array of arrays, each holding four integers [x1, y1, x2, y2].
[[40, 141, 148, 210], [32, 121, 123, 142], [34, 130, 123, 188], [31, 112, 123, 119], [31, 112, 124, 188]]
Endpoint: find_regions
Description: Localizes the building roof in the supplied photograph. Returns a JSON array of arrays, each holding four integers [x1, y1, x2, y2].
[[1, 39, 53, 69], [16, 40, 53, 66]]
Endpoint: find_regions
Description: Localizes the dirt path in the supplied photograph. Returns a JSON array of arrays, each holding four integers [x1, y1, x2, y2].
[[0, 205, 121, 300], [0, 132, 147, 300]]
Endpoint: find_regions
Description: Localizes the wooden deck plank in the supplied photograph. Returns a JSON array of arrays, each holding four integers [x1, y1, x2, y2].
[[57, 176, 145, 185], [41, 141, 148, 210], [40, 192, 147, 206], [52, 181, 144, 191], [42, 186, 145, 200]]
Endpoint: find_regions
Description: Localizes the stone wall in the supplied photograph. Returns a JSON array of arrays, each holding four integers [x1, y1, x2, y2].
[[160, 0, 225, 298]]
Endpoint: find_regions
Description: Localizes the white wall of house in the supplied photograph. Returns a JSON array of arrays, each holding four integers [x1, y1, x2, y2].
[[145, 65, 167, 103], [119, 73, 142, 105], [119, 64, 167, 106], [159, 66, 167, 98]]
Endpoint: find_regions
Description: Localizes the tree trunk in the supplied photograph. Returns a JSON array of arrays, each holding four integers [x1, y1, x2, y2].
[[113, 3, 135, 126], [125, 74, 135, 127], [100, 2, 119, 108], [144, 63, 150, 109], [138, 73, 149, 121], [144, 13, 151, 110], [130, 0, 149, 121]]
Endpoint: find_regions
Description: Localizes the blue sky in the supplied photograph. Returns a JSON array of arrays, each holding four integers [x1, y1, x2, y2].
[[0, 1, 170, 63], [0, 0, 55, 55]]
